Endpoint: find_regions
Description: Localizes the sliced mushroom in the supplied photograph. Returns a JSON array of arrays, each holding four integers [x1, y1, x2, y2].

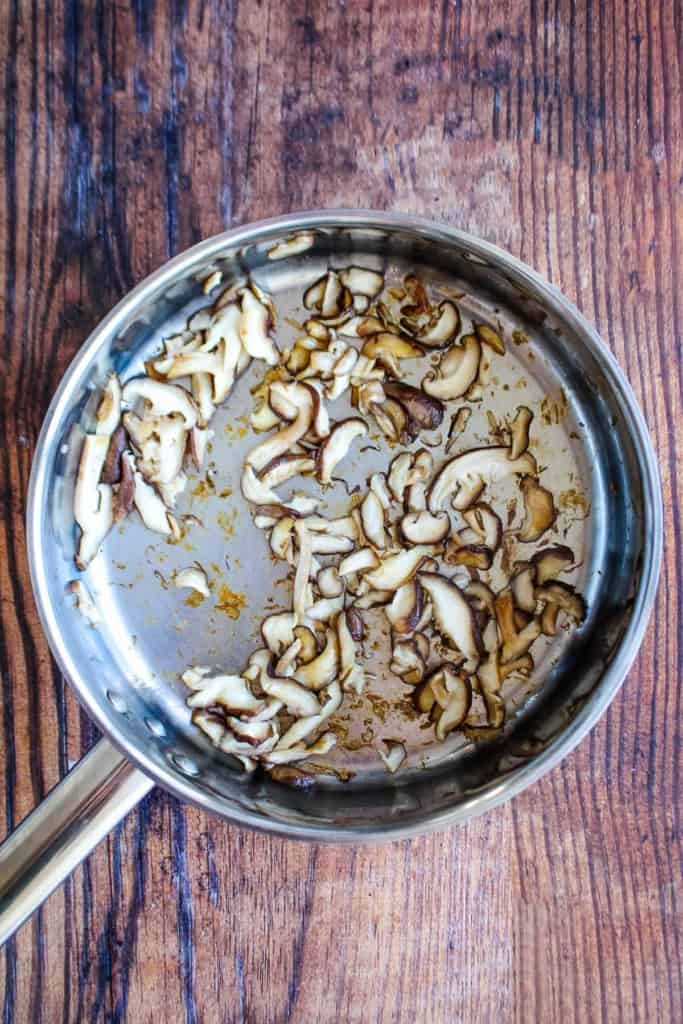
[[388, 452, 413, 503], [67, 580, 101, 626], [338, 548, 380, 576], [462, 503, 503, 551], [305, 594, 345, 623], [241, 464, 281, 506], [112, 450, 135, 522], [511, 564, 537, 613], [474, 322, 505, 355], [95, 374, 122, 435], [499, 653, 534, 681], [305, 514, 358, 540], [184, 670, 264, 716], [444, 542, 493, 570], [339, 266, 384, 297], [416, 666, 471, 739], [419, 573, 482, 663], [260, 666, 321, 717], [445, 407, 472, 454], [534, 582, 586, 624], [417, 301, 461, 348], [400, 510, 450, 545], [261, 612, 296, 654], [518, 476, 556, 542], [390, 640, 426, 685], [353, 589, 393, 610], [406, 481, 427, 512], [541, 602, 560, 636], [361, 333, 423, 369], [345, 607, 364, 641], [422, 334, 481, 400], [309, 533, 355, 555], [385, 580, 423, 635], [360, 490, 389, 549], [294, 627, 339, 691], [267, 231, 315, 260], [263, 732, 336, 766], [100, 424, 128, 485], [174, 565, 210, 597], [132, 467, 172, 535], [336, 611, 365, 694], [247, 383, 315, 472], [428, 447, 538, 512], [377, 741, 406, 774], [369, 472, 393, 510], [365, 545, 435, 592], [259, 453, 315, 489], [465, 579, 496, 619], [294, 625, 319, 662], [317, 417, 367, 485], [501, 618, 542, 664], [122, 378, 198, 429], [509, 406, 534, 460], [531, 545, 575, 585], [293, 520, 313, 623], [74, 442, 113, 569], [383, 382, 444, 434], [316, 565, 344, 598], [238, 286, 278, 365]]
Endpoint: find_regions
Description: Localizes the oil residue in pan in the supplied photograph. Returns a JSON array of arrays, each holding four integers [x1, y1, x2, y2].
[[92, 252, 595, 785]]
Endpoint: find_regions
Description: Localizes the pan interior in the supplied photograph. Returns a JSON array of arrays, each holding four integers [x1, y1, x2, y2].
[[33, 219, 650, 833]]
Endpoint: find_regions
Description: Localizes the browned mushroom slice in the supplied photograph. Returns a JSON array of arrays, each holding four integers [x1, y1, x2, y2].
[[305, 514, 358, 540], [339, 314, 384, 339], [445, 407, 472, 454], [400, 510, 450, 545], [258, 452, 316, 489], [535, 582, 586, 624], [465, 580, 496, 619], [406, 480, 427, 512], [317, 417, 368, 484], [428, 446, 537, 512], [474, 322, 505, 355], [321, 272, 348, 319], [418, 666, 472, 740], [361, 333, 423, 369], [360, 490, 389, 549], [385, 580, 423, 635], [247, 383, 315, 472], [383, 382, 445, 433], [95, 374, 122, 435], [365, 546, 434, 591], [540, 602, 560, 635], [518, 475, 556, 542], [238, 287, 278, 365], [530, 544, 575, 585], [353, 589, 393, 610], [462, 503, 503, 551], [501, 619, 541, 663], [264, 732, 336, 766], [339, 266, 384, 298], [100, 424, 128, 485], [241, 464, 282, 505], [419, 573, 482, 663], [508, 406, 534, 460], [511, 564, 537, 613], [267, 231, 315, 260], [377, 741, 406, 774], [422, 334, 481, 400], [294, 627, 340, 691], [294, 625, 319, 662], [303, 275, 327, 310], [390, 640, 426, 685], [261, 667, 322, 717], [499, 653, 534, 681], [122, 378, 199, 429], [184, 669, 265, 716], [417, 301, 461, 349], [309, 533, 355, 555], [112, 450, 135, 522], [345, 607, 364, 641], [444, 542, 493, 570], [371, 398, 408, 442]]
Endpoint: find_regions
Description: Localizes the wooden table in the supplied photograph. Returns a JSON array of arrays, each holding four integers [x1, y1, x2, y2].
[[1, 2, 680, 1020]]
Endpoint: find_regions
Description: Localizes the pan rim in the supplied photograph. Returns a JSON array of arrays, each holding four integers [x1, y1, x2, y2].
[[26, 209, 663, 841]]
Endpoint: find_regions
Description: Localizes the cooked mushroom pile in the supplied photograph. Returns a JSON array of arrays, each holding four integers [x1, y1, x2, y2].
[[72, 263, 586, 777]]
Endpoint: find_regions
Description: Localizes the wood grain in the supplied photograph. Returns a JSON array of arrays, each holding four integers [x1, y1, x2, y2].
[[1, 1, 681, 1021]]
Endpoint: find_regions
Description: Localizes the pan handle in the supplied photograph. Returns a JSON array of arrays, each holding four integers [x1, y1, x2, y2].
[[0, 739, 154, 945]]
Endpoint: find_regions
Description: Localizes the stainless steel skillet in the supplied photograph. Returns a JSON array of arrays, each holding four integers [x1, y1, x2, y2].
[[0, 211, 662, 944]]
